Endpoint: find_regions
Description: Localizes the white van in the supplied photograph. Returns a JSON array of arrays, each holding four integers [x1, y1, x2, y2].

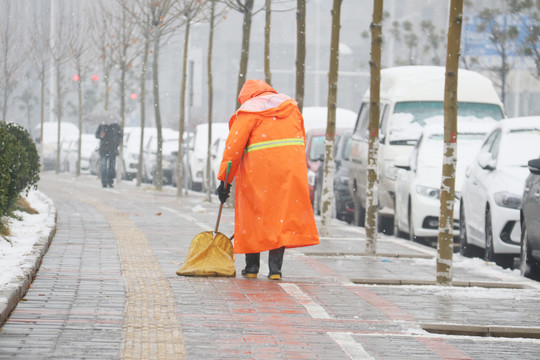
[[348, 66, 505, 232]]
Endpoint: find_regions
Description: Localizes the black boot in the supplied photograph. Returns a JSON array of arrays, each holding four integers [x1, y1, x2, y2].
[[268, 246, 285, 280], [241, 253, 260, 278]]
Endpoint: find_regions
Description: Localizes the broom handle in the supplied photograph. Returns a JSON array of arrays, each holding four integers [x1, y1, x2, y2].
[[215, 161, 232, 233]]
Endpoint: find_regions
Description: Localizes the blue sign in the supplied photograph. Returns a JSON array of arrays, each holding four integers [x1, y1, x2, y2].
[[462, 15, 531, 57]]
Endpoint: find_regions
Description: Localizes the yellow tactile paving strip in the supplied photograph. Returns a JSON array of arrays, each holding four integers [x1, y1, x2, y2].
[[84, 197, 185, 359]]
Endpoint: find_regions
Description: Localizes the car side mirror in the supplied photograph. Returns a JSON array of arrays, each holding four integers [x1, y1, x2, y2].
[[477, 152, 496, 170], [528, 158, 540, 175]]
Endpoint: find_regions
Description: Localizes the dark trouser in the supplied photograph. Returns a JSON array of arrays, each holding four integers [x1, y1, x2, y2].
[[100, 154, 116, 187], [244, 246, 285, 276]]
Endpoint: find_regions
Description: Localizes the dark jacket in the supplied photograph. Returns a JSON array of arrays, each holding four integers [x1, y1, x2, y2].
[[96, 123, 122, 156]]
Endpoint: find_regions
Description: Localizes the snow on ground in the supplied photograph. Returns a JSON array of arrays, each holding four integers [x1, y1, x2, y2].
[[0, 190, 56, 292]]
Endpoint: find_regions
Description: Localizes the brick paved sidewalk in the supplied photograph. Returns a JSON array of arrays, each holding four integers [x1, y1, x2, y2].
[[1, 173, 540, 359]]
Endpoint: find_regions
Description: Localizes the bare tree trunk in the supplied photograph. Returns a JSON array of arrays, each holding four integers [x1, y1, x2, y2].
[[1, 81, 7, 123], [136, 33, 150, 187], [235, 0, 254, 108], [295, 0, 306, 112], [152, 27, 164, 191], [76, 58, 83, 177], [116, 65, 126, 183], [365, 0, 384, 255], [264, 0, 272, 86], [176, 20, 192, 196], [320, 0, 342, 236], [206, 0, 217, 202], [437, 0, 463, 286], [55, 60, 62, 174], [117, 4, 128, 184], [39, 63, 45, 169], [104, 70, 110, 111], [500, 49, 507, 105]]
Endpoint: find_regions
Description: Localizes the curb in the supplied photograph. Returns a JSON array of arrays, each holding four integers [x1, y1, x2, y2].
[[0, 204, 57, 328]]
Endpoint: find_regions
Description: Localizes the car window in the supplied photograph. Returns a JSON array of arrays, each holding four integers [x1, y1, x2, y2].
[[309, 135, 325, 161], [379, 104, 389, 144], [342, 136, 352, 161], [388, 101, 503, 145], [498, 129, 540, 167], [488, 129, 501, 160], [480, 130, 497, 153], [353, 102, 369, 141], [410, 135, 422, 172], [421, 133, 486, 167]]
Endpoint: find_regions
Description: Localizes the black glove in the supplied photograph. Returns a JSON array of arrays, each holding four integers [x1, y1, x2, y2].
[[217, 181, 230, 204]]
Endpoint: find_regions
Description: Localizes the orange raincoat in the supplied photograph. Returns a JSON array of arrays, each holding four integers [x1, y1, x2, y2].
[[217, 80, 319, 254]]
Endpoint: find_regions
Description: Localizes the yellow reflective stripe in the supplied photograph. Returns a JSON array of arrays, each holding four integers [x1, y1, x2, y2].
[[246, 138, 305, 153]]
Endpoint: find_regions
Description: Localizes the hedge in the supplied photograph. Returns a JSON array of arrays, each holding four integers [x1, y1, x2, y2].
[[0, 123, 40, 217]]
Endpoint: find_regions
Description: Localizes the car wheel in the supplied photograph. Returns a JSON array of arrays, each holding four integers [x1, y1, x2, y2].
[[378, 214, 394, 235], [520, 222, 540, 278], [484, 207, 495, 262], [459, 203, 474, 257]]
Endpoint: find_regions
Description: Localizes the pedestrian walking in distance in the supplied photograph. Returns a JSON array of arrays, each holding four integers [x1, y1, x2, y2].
[[95, 122, 122, 188], [217, 79, 319, 280]]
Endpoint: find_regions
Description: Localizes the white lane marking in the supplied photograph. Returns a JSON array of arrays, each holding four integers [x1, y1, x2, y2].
[[162, 206, 210, 231], [279, 283, 331, 319], [328, 332, 374, 360]]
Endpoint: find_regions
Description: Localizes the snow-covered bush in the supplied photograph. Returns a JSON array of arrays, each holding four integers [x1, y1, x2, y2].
[[0, 123, 40, 218]]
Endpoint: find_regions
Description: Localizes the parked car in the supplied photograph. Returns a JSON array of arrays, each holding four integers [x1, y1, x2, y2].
[[520, 157, 540, 278], [349, 66, 505, 233], [313, 131, 354, 223], [202, 136, 227, 193], [89, 147, 100, 176], [62, 134, 100, 174], [394, 121, 493, 242], [141, 128, 179, 184], [59, 138, 75, 173], [459, 117, 540, 268], [35, 122, 79, 170], [305, 128, 351, 204], [121, 127, 140, 180], [187, 123, 229, 191], [171, 132, 193, 189]]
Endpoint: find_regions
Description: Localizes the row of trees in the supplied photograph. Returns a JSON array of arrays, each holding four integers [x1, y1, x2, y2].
[[0, 0, 304, 196], [0, 1, 537, 194]]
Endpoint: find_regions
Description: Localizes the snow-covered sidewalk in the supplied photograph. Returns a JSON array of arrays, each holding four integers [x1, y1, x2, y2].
[[0, 190, 56, 325]]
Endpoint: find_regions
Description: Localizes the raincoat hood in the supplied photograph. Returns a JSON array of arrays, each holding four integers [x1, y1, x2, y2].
[[238, 79, 277, 105]]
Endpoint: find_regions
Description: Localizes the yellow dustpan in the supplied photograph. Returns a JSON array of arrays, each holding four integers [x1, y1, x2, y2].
[[176, 161, 236, 277]]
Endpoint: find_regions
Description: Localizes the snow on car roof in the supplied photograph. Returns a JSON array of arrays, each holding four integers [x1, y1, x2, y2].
[[495, 116, 540, 133], [364, 66, 503, 105], [302, 107, 357, 132], [35, 122, 79, 143], [421, 117, 498, 137]]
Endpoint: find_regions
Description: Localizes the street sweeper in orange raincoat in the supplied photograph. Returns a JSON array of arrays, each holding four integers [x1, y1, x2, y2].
[[216, 79, 319, 280]]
